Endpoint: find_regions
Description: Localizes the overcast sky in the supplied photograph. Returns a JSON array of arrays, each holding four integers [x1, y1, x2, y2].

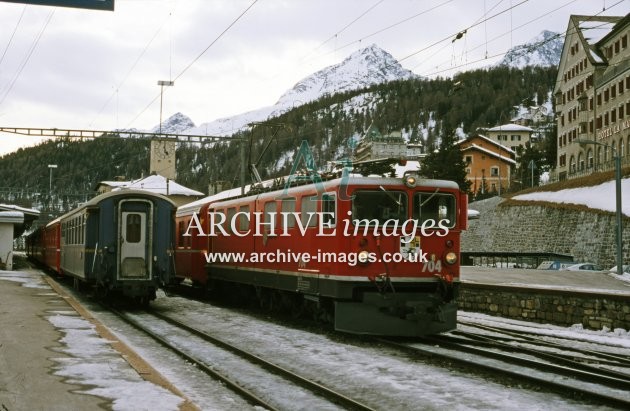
[[0, 0, 627, 155]]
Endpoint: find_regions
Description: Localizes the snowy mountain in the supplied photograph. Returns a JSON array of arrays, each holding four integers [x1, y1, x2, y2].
[[276, 44, 416, 106], [184, 44, 416, 137], [167, 35, 561, 137], [496, 30, 563, 68], [151, 112, 196, 134]]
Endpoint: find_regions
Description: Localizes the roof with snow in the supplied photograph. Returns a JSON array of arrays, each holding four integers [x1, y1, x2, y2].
[[461, 144, 517, 165], [456, 134, 516, 154], [0, 204, 40, 216], [487, 124, 534, 132], [0, 211, 24, 224], [104, 174, 204, 197]]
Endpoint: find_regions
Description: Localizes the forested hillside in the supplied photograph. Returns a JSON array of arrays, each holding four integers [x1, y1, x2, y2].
[[0, 65, 557, 214]]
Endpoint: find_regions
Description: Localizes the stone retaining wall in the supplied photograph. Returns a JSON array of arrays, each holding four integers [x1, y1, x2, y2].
[[463, 197, 630, 268], [459, 284, 630, 331]]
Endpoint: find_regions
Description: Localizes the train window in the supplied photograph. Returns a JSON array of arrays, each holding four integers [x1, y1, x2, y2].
[[322, 193, 336, 227], [82, 214, 86, 243], [226, 207, 237, 233], [239, 205, 250, 231], [263, 201, 277, 231], [413, 192, 456, 228], [126, 214, 142, 243], [300, 195, 318, 227], [178, 221, 185, 247], [352, 190, 407, 225], [71, 219, 75, 245], [281, 197, 296, 229]]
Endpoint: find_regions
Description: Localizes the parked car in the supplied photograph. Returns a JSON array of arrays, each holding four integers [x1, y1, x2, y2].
[[561, 263, 602, 272], [609, 265, 630, 275], [537, 260, 574, 270], [468, 209, 480, 220]]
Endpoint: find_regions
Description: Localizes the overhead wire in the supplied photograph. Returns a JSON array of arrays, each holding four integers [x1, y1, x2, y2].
[[87, 11, 173, 128], [0, 5, 27, 70], [396, 0, 529, 65], [125, 0, 260, 129], [305, 0, 455, 64], [0, 8, 55, 109], [413, 0, 577, 74], [419, 0, 626, 78], [298, 0, 387, 62]]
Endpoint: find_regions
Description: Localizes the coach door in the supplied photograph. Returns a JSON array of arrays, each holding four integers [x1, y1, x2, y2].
[[118, 200, 153, 280]]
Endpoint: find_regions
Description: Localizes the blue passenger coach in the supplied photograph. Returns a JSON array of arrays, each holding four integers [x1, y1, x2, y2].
[[30, 189, 176, 303]]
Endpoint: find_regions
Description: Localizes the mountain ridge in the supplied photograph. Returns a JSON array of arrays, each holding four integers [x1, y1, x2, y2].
[[155, 34, 561, 137]]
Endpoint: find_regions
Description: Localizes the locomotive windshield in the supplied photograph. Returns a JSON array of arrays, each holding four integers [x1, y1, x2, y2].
[[413, 192, 456, 228], [351, 190, 408, 225]]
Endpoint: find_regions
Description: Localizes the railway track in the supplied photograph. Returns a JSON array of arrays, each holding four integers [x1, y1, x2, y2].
[[377, 327, 630, 410], [109, 306, 375, 411], [457, 320, 630, 369]]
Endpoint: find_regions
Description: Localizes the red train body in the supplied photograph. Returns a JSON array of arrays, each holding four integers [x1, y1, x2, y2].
[[26, 218, 61, 274], [175, 174, 467, 336]]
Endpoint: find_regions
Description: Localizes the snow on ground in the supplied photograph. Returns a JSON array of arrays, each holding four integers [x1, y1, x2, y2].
[[512, 177, 630, 217], [459, 311, 630, 349], [0, 270, 184, 411], [3, 269, 630, 410]]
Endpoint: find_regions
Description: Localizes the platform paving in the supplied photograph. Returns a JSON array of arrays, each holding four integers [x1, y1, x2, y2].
[[0, 268, 195, 411], [0, 269, 110, 410], [461, 266, 630, 295]]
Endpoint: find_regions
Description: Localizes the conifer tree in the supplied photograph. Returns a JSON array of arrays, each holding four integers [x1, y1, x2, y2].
[[421, 130, 472, 194]]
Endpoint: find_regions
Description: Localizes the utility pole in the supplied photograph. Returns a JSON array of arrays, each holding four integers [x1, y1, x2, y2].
[[157, 80, 174, 134], [48, 164, 57, 194]]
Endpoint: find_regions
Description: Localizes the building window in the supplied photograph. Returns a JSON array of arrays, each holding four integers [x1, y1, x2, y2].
[[587, 149, 593, 168], [465, 155, 472, 164], [490, 167, 499, 177]]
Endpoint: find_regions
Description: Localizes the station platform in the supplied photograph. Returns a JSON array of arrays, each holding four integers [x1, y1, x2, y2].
[[0, 269, 110, 410], [460, 266, 630, 295], [461, 266, 630, 295], [0, 268, 194, 411]]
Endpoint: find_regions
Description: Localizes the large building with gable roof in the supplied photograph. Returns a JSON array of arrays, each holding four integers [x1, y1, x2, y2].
[[457, 134, 516, 195], [554, 14, 630, 180]]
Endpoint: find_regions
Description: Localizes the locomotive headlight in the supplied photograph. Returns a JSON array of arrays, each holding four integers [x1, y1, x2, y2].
[[445, 252, 457, 265], [404, 174, 417, 187], [358, 250, 371, 265]]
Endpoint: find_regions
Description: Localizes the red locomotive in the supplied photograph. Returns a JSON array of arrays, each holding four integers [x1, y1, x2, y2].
[[175, 173, 467, 336]]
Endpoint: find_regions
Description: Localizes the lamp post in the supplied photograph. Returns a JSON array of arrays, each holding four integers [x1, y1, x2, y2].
[[157, 80, 174, 134], [48, 164, 57, 193], [576, 139, 624, 273], [497, 165, 501, 196]]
